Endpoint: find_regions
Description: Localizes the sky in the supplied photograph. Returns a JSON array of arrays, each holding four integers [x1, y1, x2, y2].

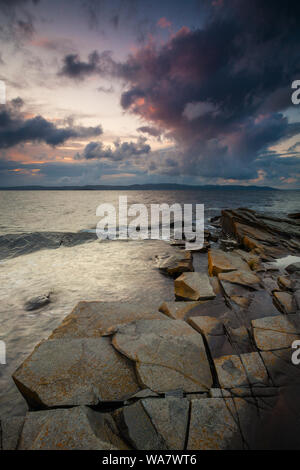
[[0, 0, 299, 188]]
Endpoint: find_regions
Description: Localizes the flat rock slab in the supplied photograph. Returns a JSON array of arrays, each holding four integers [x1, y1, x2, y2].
[[240, 352, 269, 386], [159, 301, 201, 320], [188, 316, 224, 336], [220, 280, 255, 300], [252, 314, 300, 334], [187, 398, 243, 450], [188, 316, 235, 358], [184, 297, 231, 320], [49, 301, 165, 339], [277, 276, 293, 291], [252, 314, 300, 351], [13, 337, 140, 408], [114, 398, 189, 450], [273, 291, 297, 314], [18, 406, 128, 450], [174, 272, 216, 301], [208, 249, 250, 276], [227, 290, 281, 329], [214, 355, 248, 388], [215, 352, 268, 388], [218, 270, 261, 289], [215, 352, 270, 388], [206, 334, 235, 358], [112, 319, 213, 393]]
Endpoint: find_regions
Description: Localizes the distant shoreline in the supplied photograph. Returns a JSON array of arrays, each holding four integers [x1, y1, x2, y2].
[[0, 183, 286, 191]]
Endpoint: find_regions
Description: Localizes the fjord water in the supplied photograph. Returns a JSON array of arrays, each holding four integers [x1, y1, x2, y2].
[[0, 189, 299, 418]]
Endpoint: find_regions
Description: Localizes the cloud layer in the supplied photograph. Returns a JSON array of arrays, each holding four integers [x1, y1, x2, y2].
[[59, 0, 300, 183], [0, 99, 102, 148]]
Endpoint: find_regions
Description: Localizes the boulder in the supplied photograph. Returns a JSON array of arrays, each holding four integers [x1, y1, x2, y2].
[[234, 249, 261, 271], [18, 406, 128, 450], [286, 262, 300, 274], [114, 398, 189, 450], [277, 276, 293, 291], [273, 291, 297, 314], [49, 301, 165, 339], [13, 337, 140, 408], [112, 319, 213, 393], [187, 398, 243, 450], [174, 272, 216, 301], [24, 294, 50, 311], [158, 252, 193, 277], [262, 277, 279, 294], [159, 301, 201, 320], [208, 249, 250, 276]]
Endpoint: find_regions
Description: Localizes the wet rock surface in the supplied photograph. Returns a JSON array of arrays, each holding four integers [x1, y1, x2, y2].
[[24, 293, 51, 311], [7, 206, 300, 450], [174, 272, 216, 300]]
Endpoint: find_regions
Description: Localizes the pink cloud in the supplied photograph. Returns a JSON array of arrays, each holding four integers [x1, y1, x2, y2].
[[157, 17, 172, 29]]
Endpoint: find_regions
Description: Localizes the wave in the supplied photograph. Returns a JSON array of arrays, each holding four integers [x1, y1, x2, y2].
[[0, 231, 97, 261]]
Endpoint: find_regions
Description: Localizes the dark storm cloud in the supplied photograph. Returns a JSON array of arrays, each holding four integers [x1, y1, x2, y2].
[[137, 126, 162, 138], [58, 50, 118, 80], [75, 137, 151, 161], [61, 1, 300, 183], [0, 101, 102, 148], [115, 0, 300, 180]]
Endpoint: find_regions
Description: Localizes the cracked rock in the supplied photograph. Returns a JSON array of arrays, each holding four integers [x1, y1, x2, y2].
[[214, 355, 248, 388], [112, 319, 213, 393], [13, 337, 140, 408], [18, 406, 128, 450], [49, 301, 165, 338], [187, 398, 243, 450]]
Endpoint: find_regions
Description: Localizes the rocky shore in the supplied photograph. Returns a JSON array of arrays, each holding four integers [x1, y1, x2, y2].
[[1, 207, 300, 450]]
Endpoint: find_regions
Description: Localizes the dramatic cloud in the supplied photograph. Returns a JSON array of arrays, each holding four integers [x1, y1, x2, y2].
[[0, 100, 102, 148], [75, 137, 151, 161], [58, 50, 120, 80], [137, 126, 162, 138], [112, 0, 300, 180]]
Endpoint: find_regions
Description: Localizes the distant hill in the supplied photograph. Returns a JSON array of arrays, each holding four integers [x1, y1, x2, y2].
[[0, 183, 280, 191]]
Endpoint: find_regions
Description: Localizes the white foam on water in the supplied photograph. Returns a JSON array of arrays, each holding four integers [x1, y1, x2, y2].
[[267, 255, 300, 270]]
